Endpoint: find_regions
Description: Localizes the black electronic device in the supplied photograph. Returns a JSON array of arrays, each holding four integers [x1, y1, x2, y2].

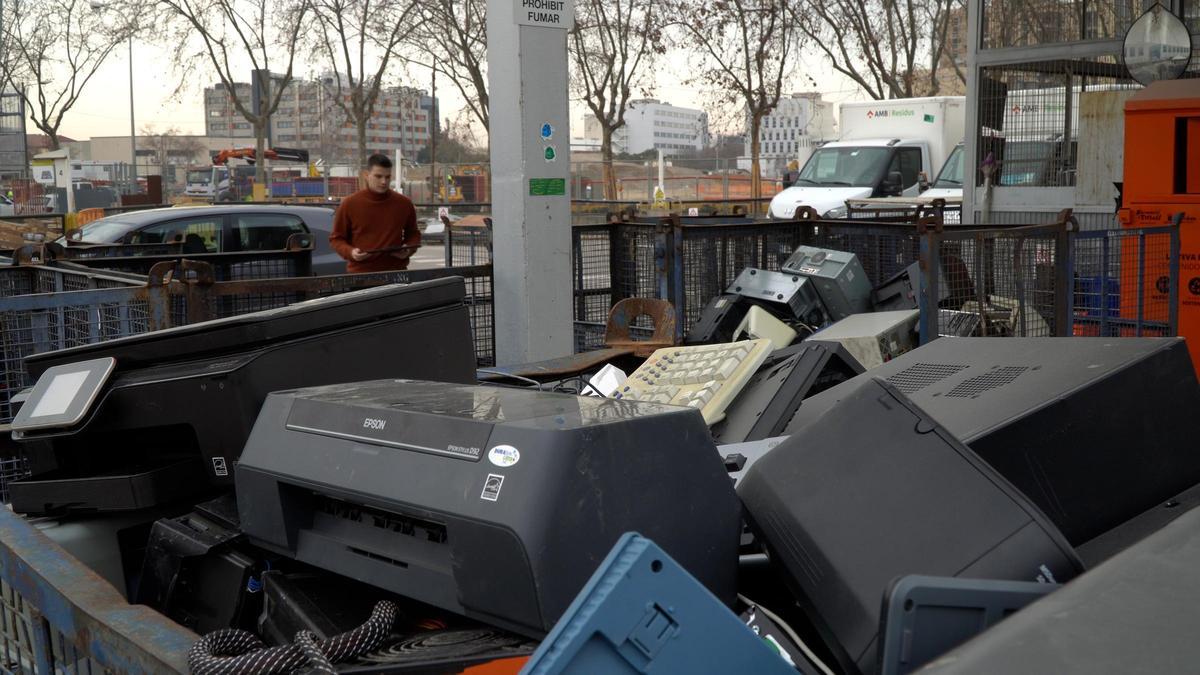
[[684, 294, 748, 344], [10, 280, 475, 515], [712, 341, 863, 444], [872, 262, 922, 312], [739, 377, 1083, 675], [235, 380, 742, 638], [136, 496, 260, 634], [872, 261, 954, 312], [726, 268, 828, 326], [785, 337, 1200, 546], [878, 576, 1058, 675], [918, 505, 1200, 675]]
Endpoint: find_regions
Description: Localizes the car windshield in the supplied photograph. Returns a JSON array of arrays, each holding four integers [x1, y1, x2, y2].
[[933, 146, 964, 188], [796, 147, 891, 188], [58, 217, 137, 244], [186, 170, 211, 184]]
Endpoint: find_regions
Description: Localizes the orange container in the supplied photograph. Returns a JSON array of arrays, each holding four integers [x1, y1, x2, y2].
[[1121, 80, 1200, 371]]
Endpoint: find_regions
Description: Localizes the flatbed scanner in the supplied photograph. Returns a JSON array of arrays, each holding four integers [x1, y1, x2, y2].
[[236, 379, 741, 637]]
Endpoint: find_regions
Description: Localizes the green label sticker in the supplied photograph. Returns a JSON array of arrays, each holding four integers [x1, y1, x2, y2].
[[544, 146, 557, 161], [529, 178, 566, 196], [923, 114, 935, 123]]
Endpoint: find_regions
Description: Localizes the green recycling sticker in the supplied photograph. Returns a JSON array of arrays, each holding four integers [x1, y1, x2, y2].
[[544, 146, 557, 161], [923, 114, 935, 123], [529, 178, 566, 196]]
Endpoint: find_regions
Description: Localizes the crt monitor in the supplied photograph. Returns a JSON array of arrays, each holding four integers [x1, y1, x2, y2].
[[10, 279, 476, 515], [739, 377, 1082, 675], [785, 337, 1200, 547]]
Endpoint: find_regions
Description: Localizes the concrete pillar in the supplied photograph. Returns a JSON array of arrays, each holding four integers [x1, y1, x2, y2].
[[487, 0, 574, 364]]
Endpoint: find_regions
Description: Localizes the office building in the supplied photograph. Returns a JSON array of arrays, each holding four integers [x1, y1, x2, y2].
[[584, 99, 709, 156], [741, 93, 836, 178], [203, 72, 439, 165]]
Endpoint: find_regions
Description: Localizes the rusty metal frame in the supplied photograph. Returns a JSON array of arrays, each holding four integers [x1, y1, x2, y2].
[[0, 507, 195, 673]]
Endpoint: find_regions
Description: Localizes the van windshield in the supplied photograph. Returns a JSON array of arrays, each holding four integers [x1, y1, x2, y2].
[[933, 145, 964, 188], [999, 141, 1054, 186], [796, 147, 891, 188], [186, 170, 211, 184]]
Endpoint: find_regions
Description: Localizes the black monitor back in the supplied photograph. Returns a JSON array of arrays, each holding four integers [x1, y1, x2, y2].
[[739, 377, 1082, 675], [25, 280, 466, 374], [785, 337, 1200, 546], [712, 341, 863, 444]]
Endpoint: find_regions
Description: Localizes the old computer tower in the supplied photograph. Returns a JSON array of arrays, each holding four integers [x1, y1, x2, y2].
[[782, 246, 872, 320]]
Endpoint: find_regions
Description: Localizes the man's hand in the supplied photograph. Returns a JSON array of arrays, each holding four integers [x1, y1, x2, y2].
[[350, 247, 374, 262]]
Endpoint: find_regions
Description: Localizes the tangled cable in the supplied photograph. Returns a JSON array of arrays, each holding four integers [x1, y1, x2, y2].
[[188, 600, 397, 675]]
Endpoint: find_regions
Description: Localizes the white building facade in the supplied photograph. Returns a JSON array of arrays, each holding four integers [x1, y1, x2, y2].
[[741, 93, 837, 177], [585, 99, 710, 156]]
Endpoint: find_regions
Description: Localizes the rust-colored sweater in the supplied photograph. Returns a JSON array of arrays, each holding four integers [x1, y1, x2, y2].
[[330, 188, 421, 273]]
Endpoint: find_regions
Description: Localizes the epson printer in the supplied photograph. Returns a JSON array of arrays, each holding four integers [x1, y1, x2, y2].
[[235, 380, 742, 637]]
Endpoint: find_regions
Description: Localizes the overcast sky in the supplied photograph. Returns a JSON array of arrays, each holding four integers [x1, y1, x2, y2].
[[53, 35, 869, 143]]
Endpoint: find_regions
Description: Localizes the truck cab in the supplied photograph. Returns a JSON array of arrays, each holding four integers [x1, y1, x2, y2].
[[769, 139, 931, 218], [768, 96, 964, 219], [922, 142, 965, 200]]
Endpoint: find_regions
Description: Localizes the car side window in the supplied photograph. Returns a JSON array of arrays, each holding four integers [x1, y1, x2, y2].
[[233, 214, 306, 251], [133, 216, 223, 253]]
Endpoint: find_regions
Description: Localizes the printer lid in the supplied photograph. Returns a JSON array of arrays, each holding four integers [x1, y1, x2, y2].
[[283, 379, 682, 432], [26, 278, 465, 375]]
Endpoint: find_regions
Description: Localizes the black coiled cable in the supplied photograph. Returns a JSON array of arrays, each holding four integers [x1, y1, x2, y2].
[[188, 600, 397, 675]]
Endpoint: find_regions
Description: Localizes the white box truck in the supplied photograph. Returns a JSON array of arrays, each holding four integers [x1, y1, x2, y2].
[[768, 96, 964, 219]]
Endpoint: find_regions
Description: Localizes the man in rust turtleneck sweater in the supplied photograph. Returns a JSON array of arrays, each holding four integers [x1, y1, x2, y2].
[[330, 153, 422, 273]]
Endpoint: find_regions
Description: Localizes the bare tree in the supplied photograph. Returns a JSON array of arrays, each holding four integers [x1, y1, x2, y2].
[[795, 0, 965, 100], [0, 0, 136, 150], [156, 0, 309, 186], [139, 124, 206, 184], [667, 0, 797, 201], [404, 0, 488, 135], [570, 0, 662, 200], [309, 0, 421, 168]]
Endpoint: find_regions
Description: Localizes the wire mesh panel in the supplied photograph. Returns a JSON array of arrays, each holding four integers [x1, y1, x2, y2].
[[0, 457, 27, 507], [572, 225, 614, 351], [800, 221, 926, 289], [444, 226, 493, 267], [571, 223, 658, 352], [925, 224, 1070, 338], [0, 289, 161, 423], [0, 579, 38, 674], [57, 249, 314, 281], [1071, 225, 1177, 336], [980, 0, 1138, 49], [677, 222, 810, 327], [0, 267, 138, 299]]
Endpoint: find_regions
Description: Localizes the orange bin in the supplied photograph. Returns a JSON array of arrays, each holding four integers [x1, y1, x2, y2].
[[1120, 80, 1200, 371]]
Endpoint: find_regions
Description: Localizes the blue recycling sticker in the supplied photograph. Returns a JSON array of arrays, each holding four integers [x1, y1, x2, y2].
[[540, 123, 553, 140]]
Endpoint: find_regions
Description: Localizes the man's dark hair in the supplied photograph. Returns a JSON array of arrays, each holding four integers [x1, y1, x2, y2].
[[366, 153, 393, 170]]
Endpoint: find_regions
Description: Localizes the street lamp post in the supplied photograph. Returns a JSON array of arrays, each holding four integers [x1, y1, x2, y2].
[[90, 2, 136, 192], [127, 35, 135, 189]]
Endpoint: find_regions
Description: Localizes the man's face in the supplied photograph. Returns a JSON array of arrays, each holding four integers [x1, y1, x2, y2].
[[367, 165, 392, 194]]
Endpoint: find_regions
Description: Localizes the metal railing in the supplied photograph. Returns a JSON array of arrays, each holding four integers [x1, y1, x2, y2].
[[566, 209, 1180, 352]]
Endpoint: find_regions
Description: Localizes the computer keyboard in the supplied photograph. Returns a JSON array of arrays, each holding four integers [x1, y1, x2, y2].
[[614, 339, 773, 425]]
